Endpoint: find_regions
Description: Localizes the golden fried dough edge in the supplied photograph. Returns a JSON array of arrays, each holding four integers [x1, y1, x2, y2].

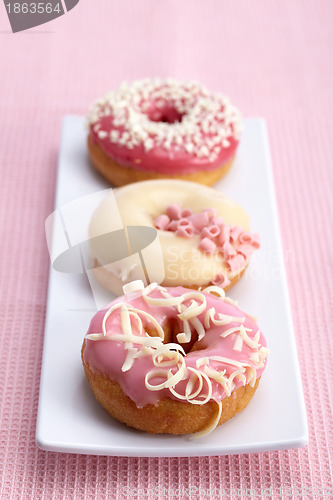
[[82, 341, 260, 435], [87, 134, 234, 187]]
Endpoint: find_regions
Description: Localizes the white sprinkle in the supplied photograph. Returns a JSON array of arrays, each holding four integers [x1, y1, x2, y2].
[[97, 130, 107, 139], [144, 138, 154, 151], [185, 143, 194, 154], [110, 130, 120, 142]]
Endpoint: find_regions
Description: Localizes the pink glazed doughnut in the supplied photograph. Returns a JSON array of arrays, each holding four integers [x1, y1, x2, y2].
[[87, 78, 242, 186], [82, 281, 269, 436]]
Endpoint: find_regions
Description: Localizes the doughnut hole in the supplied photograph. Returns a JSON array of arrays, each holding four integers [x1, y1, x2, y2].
[[145, 323, 172, 344], [147, 104, 184, 124], [145, 319, 202, 355]]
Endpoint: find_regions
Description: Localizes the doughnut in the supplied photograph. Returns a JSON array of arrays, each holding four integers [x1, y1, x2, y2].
[[89, 180, 260, 295], [87, 78, 242, 186], [81, 281, 269, 436]]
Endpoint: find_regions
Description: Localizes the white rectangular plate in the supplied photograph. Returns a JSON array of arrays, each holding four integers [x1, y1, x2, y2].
[[36, 116, 308, 457]]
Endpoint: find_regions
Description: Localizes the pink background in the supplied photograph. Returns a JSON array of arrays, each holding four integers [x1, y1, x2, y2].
[[1, 0, 333, 498]]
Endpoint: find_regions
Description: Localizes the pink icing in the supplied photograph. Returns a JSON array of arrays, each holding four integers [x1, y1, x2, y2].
[[88, 80, 241, 175], [83, 286, 268, 408], [90, 126, 238, 175]]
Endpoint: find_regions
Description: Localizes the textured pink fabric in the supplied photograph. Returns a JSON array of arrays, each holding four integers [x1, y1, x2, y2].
[[0, 0, 333, 498]]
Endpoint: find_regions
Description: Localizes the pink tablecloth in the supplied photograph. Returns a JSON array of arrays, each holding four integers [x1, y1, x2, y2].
[[0, 1, 332, 498]]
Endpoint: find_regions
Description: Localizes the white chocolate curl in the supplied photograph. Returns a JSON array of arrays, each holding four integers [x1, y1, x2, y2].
[[123, 280, 145, 295]]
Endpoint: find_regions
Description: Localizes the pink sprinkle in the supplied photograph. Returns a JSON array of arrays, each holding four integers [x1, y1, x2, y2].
[[230, 226, 243, 242], [253, 234, 260, 248], [208, 224, 220, 238], [222, 241, 237, 259], [158, 207, 260, 263], [227, 254, 246, 272], [166, 203, 181, 220], [237, 244, 255, 259], [198, 237, 217, 254], [178, 218, 191, 227], [201, 227, 211, 239], [176, 226, 194, 238], [154, 214, 170, 230], [216, 225, 230, 247], [167, 220, 180, 231], [189, 212, 210, 231], [181, 208, 192, 217], [212, 273, 231, 288], [239, 232, 251, 243], [239, 232, 261, 249]]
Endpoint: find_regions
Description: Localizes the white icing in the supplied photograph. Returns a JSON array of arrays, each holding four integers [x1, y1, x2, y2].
[[89, 180, 252, 293]]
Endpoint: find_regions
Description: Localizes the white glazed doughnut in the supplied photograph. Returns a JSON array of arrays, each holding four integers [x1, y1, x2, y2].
[[89, 180, 260, 295]]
